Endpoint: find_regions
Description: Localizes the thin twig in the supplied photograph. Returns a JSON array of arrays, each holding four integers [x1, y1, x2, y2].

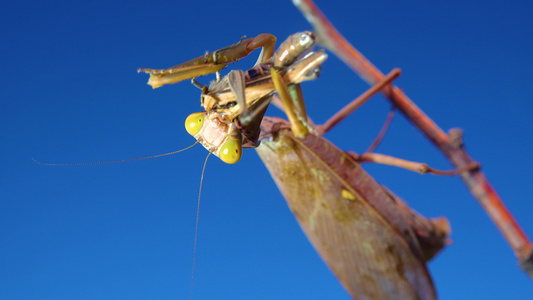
[[365, 109, 395, 153], [348, 151, 480, 175], [317, 68, 401, 134]]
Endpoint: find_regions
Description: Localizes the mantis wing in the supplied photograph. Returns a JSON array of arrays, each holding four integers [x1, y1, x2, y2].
[[257, 117, 449, 300]]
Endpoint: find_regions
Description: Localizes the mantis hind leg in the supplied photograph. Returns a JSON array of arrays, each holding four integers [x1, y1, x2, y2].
[[247, 33, 277, 66], [138, 34, 277, 88]]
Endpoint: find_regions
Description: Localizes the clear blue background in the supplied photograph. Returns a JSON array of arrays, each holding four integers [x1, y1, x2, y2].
[[2, 0, 532, 299]]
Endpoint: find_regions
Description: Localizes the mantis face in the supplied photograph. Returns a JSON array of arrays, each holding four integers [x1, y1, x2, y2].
[[185, 112, 242, 164]]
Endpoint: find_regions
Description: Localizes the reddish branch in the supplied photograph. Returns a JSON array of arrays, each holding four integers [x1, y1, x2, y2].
[[293, 0, 533, 278]]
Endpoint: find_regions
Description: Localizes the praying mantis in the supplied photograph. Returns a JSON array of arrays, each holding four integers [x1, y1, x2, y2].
[[138, 2, 533, 299], [256, 73, 451, 299], [139, 23, 452, 300]]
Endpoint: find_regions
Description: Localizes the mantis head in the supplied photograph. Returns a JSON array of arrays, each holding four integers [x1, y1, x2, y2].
[[185, 112, 242, 164]]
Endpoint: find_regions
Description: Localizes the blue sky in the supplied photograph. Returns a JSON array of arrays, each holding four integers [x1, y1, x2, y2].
[[2, 0, 532, 299]]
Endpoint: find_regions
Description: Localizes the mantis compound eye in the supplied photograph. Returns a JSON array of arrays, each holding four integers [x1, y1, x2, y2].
[[218, 137, 242, 164], [184, 112, 205, 136]]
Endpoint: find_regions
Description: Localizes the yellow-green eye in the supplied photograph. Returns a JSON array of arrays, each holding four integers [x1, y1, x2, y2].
[[184, 112, 205, 136], [218, 137, 242, 164]]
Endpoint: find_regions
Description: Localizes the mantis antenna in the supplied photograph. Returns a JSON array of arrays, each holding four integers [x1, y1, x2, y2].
[[32, 141, 199, 166], [190, 151, 212, 300], [34, 140, 213, 298]]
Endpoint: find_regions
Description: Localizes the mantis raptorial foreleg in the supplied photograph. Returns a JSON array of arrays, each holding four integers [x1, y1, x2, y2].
[[227, 70, 249, 119], [226, 69, 272, 148], [140, 31, 327, 163], [270, 69, 310, 138]]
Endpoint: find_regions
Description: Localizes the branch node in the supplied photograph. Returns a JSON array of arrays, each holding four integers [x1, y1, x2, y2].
[[448, 128, 464, 149]]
